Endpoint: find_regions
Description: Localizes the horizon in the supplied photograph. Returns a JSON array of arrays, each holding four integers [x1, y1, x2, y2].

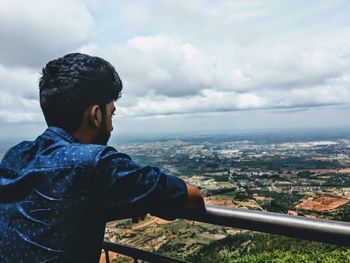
[[1, 125, 350, 146]]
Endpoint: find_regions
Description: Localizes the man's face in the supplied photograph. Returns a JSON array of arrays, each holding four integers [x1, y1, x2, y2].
[[93, 101, 116, 145]]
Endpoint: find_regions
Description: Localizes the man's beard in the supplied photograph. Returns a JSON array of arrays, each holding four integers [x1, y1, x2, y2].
[[92, 117, 111, 145]]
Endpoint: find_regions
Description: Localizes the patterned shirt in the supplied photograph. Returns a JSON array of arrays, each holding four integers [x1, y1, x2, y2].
[[0, 126, 187, 262]]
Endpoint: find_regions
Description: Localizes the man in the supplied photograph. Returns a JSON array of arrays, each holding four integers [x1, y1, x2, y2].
[[0, 53, 205, 262]]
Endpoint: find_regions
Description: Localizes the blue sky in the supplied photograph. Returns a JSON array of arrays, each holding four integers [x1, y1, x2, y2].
[[0, 0, 350, 140]]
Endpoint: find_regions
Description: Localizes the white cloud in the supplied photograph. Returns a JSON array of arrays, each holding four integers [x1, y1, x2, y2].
[[0, 110, 42, 123], [280, 85, 350, 108], [0, 0, 93, 68], [102, 33, 350, 118], [109, 35, 216, 98], [117, 90, 267, 117], [0, 65, 43, 123], [0, 64, 38, 98], [235, 46, 350, 90]]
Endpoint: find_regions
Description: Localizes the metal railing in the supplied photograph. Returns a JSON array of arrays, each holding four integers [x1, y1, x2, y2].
[[103, 241, 190, 263], [102, 205, 350, 262]]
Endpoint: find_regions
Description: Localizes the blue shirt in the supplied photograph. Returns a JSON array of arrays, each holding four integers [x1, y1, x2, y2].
[[0, 126, 187, 262]]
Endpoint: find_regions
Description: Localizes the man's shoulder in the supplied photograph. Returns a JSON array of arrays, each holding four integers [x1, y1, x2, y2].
[[1, 140, 33, 164], [58, 143, 116, 168], [64, 143, 105, 154], [63, 144, 133, 168], [1, 140, 120, 170]]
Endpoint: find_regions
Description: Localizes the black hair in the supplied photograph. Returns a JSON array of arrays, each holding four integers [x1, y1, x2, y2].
[[39, 53, 122, 132]]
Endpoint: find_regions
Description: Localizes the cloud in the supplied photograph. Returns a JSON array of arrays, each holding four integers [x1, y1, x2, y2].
[[0, 64, 38, 99], [117, 90, 267, 117], [109, 35, 216, 98], [0, 0, 93, 68], [102, 32, 350, 117], [234, 46, 350, 90], [0, 65, 43, 123], [279, 83, 350, 108]]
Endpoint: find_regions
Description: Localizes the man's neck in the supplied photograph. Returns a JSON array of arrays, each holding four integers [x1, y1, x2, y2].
[[73, 128, 94, 144]]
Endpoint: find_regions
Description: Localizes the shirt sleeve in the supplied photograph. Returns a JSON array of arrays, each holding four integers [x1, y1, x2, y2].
[[92, 146, 187, 221]]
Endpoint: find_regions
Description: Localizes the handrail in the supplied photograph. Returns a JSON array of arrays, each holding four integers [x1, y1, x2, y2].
[[102, 205, 350, 262], [183, 205, 350, 247]]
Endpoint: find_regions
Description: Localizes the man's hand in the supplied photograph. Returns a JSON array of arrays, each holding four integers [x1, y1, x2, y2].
[[132, 214, 147, 224], [183, 183, 205, 214]]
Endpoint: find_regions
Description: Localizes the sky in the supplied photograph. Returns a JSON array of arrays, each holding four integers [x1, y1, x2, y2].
[[1, 0, 350, 141]]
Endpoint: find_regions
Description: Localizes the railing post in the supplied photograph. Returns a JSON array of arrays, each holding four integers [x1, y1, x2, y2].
[[102, 240, 190, 262], [104, 249, 110, 263]]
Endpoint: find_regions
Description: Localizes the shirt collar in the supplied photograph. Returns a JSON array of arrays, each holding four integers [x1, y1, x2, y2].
[[46, 126, 82, 144]]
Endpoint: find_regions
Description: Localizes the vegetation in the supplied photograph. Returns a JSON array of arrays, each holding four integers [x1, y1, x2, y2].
[[187, 232, 350, 263]]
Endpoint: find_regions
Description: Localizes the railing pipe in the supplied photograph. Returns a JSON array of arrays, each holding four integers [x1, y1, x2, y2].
[[182, 205, 350, 247]]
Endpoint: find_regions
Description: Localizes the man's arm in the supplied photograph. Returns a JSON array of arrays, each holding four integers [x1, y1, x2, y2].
[[148, 182, 205, 221], [133, 183, 205, 223], [94, 146, 204, 221]]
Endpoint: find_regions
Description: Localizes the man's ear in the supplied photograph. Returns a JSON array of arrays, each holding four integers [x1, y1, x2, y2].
[[88, 105, 102, 128]]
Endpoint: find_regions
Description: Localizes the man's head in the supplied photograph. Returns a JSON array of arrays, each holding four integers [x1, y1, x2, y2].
[[39, 53, 122, 145]]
